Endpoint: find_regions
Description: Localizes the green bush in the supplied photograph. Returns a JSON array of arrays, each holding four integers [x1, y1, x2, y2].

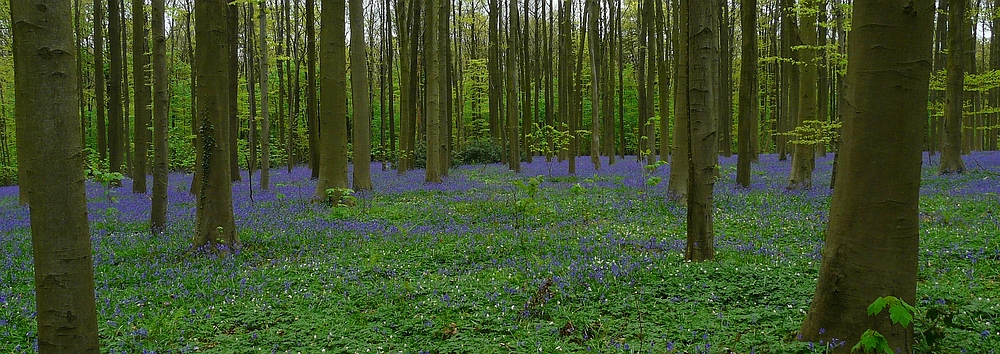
[[455, 138, 501, 165], [0, 165, 16, 186]]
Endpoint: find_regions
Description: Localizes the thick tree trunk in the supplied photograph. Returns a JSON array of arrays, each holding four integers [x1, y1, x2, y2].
[[12, 0, 101, 348], [685, 0, 719, 262], [788, 0, 818, 189], [193, 0, 239, 252], [312, 0, 350, 201], [737, 0, 758, 188], [350, 0, 373, 190], [799, 1, 933, 350], [940, 0, 967, 173]]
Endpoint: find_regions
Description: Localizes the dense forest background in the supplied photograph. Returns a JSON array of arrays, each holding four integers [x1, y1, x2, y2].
[[0, 0, 996, 185]]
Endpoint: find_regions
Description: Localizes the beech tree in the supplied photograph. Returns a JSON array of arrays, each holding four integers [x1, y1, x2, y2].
[[684, 0, 719, 262], [312, 0, 349, 201], [799, 0, 934, 350], [939, 0, 967, 173], [260, 0, 272, 190], [737, 0, 758, 188], [193, 0, 239, 251], [788, 0, 818, 189], [350, 0, 373, 190], [151, 0, 169, 232], [13, 0, 100, 349], [132, 0, 150, 193]]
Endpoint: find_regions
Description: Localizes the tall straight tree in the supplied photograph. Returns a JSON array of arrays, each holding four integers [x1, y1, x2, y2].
[[193, 0, 239, 251], [259, 0, 272, 190], [939, 0, 967, 173], [799, 0, 934, 350], [506, 0, 521, 173], [95, 0, 107, 163], [427, 0, 446, 180], [12, 0, 101, 349], [488, 0, 502, 144], [151, 0, 169, 232], [655, 0, 670, 161], [668, 0, 690, 203], [108, 0, 124, 178], [684, 0, 719, 262], [718, 0, 733, 157], [350, 0, 373, 190], [228, 3, 240, 182], [307, 0, 320, 179], [312, 0, 349, 201], [788, 0, 818, 189], [587, 0, 601, 170], [133, 0, 150, 193], [737, 0, 758, 188]]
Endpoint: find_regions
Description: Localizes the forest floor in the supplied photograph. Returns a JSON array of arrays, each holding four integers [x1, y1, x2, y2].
[[1, 152, 999, 353]]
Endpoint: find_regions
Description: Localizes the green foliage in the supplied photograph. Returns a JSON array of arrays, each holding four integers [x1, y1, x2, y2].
[[781, 120, 842, 147], [453, 138, 501, 165], [851, 296, 916, 354], [0, 164, 15, 186]]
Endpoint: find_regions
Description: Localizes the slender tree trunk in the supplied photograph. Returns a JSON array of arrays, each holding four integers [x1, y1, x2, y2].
[[95, 0, 107, 165], [816, 0, 829, 157], [789, 0, 818, 189], [737, 0, 758, 188], [940, 0, 968, 173], [668, 0, 689, 203], [75, 0, 85, 145], [506, 0, 521, 173], [312, 0, 350, 201], [108, 0, 124, 180], [799, 1, 934, 350], [685, 0, 719, 262], [777, 0, 796, 161], [132, 0, 150, 193], [643, 0, 656, 166], [307, 0, 320, 179], [656, 0, 671, 161], [151, 0, 169, 232], [188, 0, 202, 194], [229, 3, 241, 181], [488, 0, 502, 144], [350, 0, 373, 190], [637, 0, 650, 162], [587, 0, 602, 170], [13, 0, 100, 347], [193, 0, 239, 252], [246, 5, 259, 175], [990, 0, 1000, 151], [718, 0, 733, 157], [260, 0, 271, 190]]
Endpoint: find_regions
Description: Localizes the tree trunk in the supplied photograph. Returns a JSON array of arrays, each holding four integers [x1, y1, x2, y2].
[[788, 0, 818, 189], [312, 0, 350, 201], [13, 0, 101, 348], [229, 3, 241, 181], [151, 0, 169, 232], [668, 0, 689, 204], [246, 5, 259, 175], [350, 0, 373, 190], [132, 0, 150, 193], [799, 1, 934, 350], [718, 0, 733, 157], [307, 0, 320, 179], [75, 0, 85, 146], [260, 0, 271, 190], [95, 0, 107, 164], [940, 0, 967, 173], [777, 0, 796, 161], [506, 0, 521, 173], [656, 0, 671, 161], [684, 0, 719, 262], [488, 0, 502, 145], [737, 0, 758, 188], [108, 0, 124, 180], [586, 0, 601, 170], [991, 0, 1000, 151], [193, 0, 239, 252]]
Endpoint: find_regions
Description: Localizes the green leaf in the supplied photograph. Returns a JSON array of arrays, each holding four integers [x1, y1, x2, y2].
[[852, 329, 890, 354], [888, 302, 914, 327], [868, 297, 888, 316]]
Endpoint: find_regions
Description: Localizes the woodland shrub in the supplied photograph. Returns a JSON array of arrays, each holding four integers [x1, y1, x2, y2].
[[454, 138, 502, 165]]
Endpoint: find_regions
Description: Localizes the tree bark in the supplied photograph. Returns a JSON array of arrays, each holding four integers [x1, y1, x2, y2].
[[350, 0, 373, 190], [799, 1, 933, 350], [193, 0, 239, 252], [668, 0, 690, 203], [685, 0, 719, 262], [737, 0, 758, 188], [718, 0, 733, 157], [12, 0, 101, 348], [312, 0, 350, 201], [132, 0, 150, 193], [506, 0, 521, 173], [260, 0, 271, 190], [656, 0, 671, 161], [108, 0, 124, 180], [229, 3, 241, 181], [788, 0, 818, 189], [151, 0, 169, 232], [95, 0, 107, 164], [307, 0, 320, 179], [940, 0, 967, 173]]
